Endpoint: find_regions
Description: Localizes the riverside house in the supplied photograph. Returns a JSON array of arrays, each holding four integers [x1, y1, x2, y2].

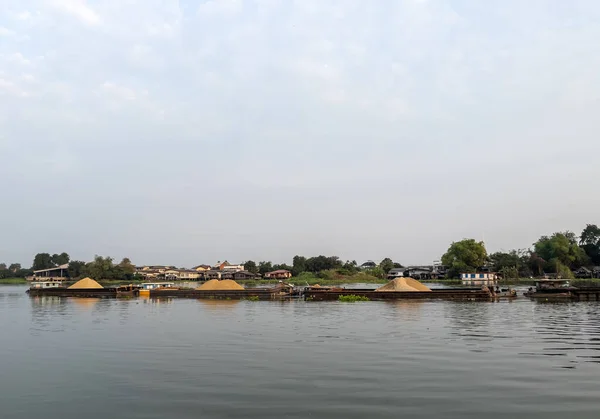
[[461, 272, 498, 286], [264, 270, 292, 280]]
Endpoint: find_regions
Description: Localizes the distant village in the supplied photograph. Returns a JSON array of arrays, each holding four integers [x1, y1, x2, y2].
[[31, 260, 453, 282], [135, 262, 294, 281]]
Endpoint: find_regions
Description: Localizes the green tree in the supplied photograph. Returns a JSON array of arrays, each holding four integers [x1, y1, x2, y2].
[[114, 258, 136, 281], [8, 263, 21, 273], [272, 263, 293, 271], [51, 252, 70, 266], [67, 260, 86, 278], [83, 255, 115, 280], [533, 232, 588, 271], [292, 255, 307, 276], [379, 258, 395, 274], [244, 260, 258, 274], [0, 263, 7, 270], [580, 224, 600, 265], [32, 253, 55, 270], [441, 239, 488, 278], [258, 261, 273, 275]]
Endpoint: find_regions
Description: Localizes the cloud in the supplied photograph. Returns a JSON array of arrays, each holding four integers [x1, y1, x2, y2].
[[0, 78, 28, 97], [49, 0, 101, 25], [8, 53, 31, 65], [0, 27, 15, 37], [101, 81, 137, 101]]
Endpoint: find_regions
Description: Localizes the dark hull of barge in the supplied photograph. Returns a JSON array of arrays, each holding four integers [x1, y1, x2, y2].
[[524, 287, 600, 301], [27, 288, 119, 298], [304, 288, 493, 301], [148, 287, 293, 300]]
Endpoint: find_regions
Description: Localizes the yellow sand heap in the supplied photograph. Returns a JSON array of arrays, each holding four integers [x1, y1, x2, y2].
[[68, 277, 104, 289], [196, 279, 244, 291], [376, 278, 431, 292], [196, 279, 220, 290]]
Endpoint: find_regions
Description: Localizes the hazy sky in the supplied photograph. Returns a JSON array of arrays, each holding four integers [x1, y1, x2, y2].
[[1, 0, 600, 268]]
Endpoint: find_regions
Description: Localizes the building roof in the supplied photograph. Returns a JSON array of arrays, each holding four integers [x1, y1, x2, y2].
[[267, 269, 291, 274], [33, 263, 69, 274]]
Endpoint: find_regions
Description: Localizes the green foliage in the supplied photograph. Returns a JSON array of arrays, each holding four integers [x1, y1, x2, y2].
[[244, 260, 258, 274], [258, 261, 273, 275], [533, 232, 588, 271], [338, 295, 370, 302], [51, 252, 70, 266], [247, 296, 260, 301], [67, 260, 86, 278], [441, 239, 487, 278], [292, 255, 307, 276], [379, 258, 395, 274], [490, 250, 532, 277], [365, 267, 385, 279], [32, 253, 55, 270], [79, 255, 136, 281], [580, 224, 600, 265]]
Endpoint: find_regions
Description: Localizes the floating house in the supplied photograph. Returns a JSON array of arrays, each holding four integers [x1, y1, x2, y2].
[[461, 272, 498, 286]]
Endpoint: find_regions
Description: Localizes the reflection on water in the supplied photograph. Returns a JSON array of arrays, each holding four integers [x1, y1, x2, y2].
[[198, 299, 241, 311], [2, 285, 600, 419]]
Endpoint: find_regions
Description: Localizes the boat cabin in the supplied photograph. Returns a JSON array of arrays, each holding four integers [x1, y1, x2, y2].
[[535, 279, 570, 290], [30, 281, 63, 289], [461, 272, 498, 287], [140, 282, 176, 290]]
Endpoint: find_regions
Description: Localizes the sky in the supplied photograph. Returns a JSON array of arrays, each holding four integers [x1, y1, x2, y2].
[[1, 0, 600, 268]]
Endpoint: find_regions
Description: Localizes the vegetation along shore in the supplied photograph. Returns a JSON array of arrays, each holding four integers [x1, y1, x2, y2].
[[3, 223, 600, 286]]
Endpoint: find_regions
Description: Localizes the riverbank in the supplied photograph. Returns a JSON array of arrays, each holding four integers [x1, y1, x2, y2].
[[0, 278, 28, 285]]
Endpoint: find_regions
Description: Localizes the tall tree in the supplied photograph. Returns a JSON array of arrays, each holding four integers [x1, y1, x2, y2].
[[441, 239, 487, 278], [379, 258, 395, 273], [8, 263, 21, 273], [580, 224, 600, 265], [32, 253, 55, 271], [292, 255, 307, 276], [244, 260, 258, 274], [67, 261, 86, 278], [83, 255, 115, 280], [0, 263, 7, 271], [51, 252, 70, 266], [533, 232, 588, 271]]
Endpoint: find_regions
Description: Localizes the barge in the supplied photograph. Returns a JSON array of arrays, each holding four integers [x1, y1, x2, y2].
[[26, 278, 138, 298], [524, 279, 600, 301], [147, 283, 296, 300], [304, 287, 494, 301]]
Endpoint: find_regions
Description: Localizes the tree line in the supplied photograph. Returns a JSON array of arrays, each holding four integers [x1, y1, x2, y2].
[[4, 223, 599, 281], [442, 224, 600, 279], [0, 252, 136, 281], [243, 256, 402, 279]]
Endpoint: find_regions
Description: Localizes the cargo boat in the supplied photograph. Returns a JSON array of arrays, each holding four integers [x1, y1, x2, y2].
[[304, 286, 493, 301], [26, 280, 138, 298], [148, 283, 295, 300], [524, 279, 600, 301]]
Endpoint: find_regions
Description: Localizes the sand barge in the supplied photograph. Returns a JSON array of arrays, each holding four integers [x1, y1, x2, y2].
[[376, 278, 431, 292], [68, 277, 104, 289], [196, 279, 244, 291]]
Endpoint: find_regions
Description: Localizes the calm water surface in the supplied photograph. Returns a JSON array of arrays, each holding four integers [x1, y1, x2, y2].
[[1, 285, 600, 418]]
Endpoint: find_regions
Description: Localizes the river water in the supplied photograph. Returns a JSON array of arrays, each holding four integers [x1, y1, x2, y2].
[[1, 284, 599, 418]]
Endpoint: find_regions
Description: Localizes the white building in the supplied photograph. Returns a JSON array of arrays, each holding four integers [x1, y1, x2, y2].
[[461, 272, 497, 286]]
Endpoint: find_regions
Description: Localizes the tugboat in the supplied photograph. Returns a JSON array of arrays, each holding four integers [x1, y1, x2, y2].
[[523, 278, 573, 300]]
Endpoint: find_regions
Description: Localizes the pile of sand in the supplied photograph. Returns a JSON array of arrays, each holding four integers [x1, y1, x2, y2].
[[196, 279, 220, 290], [376, 278, 431, 292], [68, 277, 103, 289], [196, 279, 244, 291]]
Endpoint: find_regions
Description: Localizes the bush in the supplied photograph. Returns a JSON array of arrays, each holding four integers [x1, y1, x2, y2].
[[338, 295, 370, 302]]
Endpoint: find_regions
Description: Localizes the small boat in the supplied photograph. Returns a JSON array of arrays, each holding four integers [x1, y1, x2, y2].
[[523, 279, 574, 300], [138, 282, 177, 296]]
